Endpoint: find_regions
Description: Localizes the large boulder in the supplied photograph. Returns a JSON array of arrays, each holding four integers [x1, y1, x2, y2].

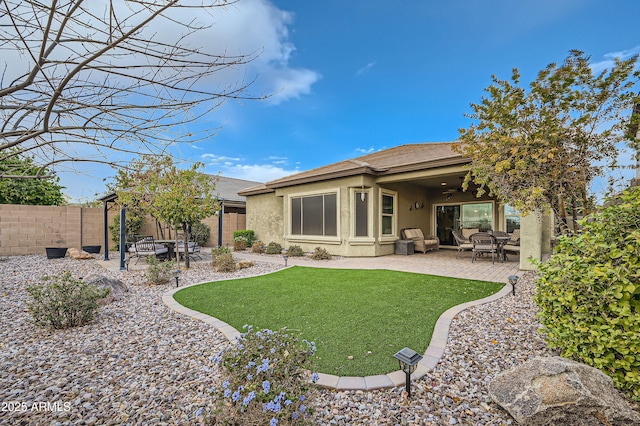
[[489, 356, 640, 425], [84, 275, 129, 305], [68, 247, 93, 260]]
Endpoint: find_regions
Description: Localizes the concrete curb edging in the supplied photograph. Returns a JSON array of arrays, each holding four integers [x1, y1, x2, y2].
[[162, 274, 513, 391]]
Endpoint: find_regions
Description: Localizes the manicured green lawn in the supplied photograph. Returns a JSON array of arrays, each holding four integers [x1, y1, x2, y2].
[[174, 266, 503, 377]]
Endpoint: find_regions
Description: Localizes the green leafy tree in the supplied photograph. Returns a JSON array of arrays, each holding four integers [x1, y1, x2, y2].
[[455, 50, 639, 231], [110, 155, 220, 268], [0, 150, 64, 205]]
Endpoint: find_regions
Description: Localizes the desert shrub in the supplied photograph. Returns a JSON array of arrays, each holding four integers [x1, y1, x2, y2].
[[233, 230, 256, 246], [233, 236, 248, 251], [287, 245, 305, 257], [265, 241, 283, 255], [190, 221, 211, 246], [143, 257, 176, 285], [215, 252, 237, 272], [534, 187, 640, 401], [211, 246, 231, 265], [309, 247, 331, 260], [210, 326, 318, 425], [27, 271, 110, 329], [251, 241, 265, 254]]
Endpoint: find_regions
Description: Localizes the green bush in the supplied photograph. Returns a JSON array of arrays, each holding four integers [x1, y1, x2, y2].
[[233, 230, 256, 246], [287, 245, 305, 257], [215, 252, 237, 272], [27, 272, 110, 329], [534, 187, 640, 401], [190, 221, 211, 246], [309, 247, 331, 260], [233, 238, 247, 251], [143, 257, 176, 285], [210, 326, 318, 425], [109, 210, 145, 249], [265, 241, 283, 255], [251, 241, 265, 254], [211, 246, 232, 266]]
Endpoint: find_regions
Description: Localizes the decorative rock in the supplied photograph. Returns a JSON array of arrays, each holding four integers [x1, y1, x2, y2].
[[489, 356, 640, 425], [68, 248, 94, 260], [84, 275, 129, 304], [236, 259, 254, 269]]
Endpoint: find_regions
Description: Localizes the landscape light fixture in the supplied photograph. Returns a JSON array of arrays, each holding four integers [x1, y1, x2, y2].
[[508, 275, 519, 296], [173, 269, 181, 288], [282, 249, 289, 267], [393, 347, 423, 398]]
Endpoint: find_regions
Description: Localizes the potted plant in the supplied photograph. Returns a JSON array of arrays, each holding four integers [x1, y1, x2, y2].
[[81, 245, 101, 254]]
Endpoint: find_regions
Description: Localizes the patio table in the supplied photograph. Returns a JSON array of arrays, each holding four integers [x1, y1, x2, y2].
[[155, 240, 177, 261]]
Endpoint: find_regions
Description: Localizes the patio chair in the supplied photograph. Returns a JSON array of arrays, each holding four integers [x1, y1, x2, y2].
[[452, 230, 473, 258], [132, 236, 169, 264], [461, 228, 479, 242], [507, 229, 521, 245], [470, 232, 498, 264], [175, 240, 202, 261]]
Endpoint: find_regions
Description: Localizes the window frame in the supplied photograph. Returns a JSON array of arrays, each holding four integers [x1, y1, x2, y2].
[[379, 189, 398, 242], [349, 187, 374, 245], [287, 188, 341, 243]]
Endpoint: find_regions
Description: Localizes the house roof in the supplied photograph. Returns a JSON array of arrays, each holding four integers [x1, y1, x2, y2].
[[238, 142, 467, 195], [98, 175, 262, 204]]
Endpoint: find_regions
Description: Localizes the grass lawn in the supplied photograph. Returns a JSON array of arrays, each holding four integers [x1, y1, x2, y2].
[[174, 266, 503, 377]]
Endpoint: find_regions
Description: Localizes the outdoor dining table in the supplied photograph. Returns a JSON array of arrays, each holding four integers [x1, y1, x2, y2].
[[155, 239, 177, 261], [493, 236, 511, 261]]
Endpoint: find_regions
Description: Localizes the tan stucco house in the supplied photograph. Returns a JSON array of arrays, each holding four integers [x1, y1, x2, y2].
[[239, 142, 551, 270]]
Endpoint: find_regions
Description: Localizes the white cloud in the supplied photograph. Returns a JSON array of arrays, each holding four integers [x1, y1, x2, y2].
[[356, 61, 376, 76], [201, 153, 242, 164], [214, 163, 298, 182], [354, 147, 377, 154], [591, 45, 640, 74]]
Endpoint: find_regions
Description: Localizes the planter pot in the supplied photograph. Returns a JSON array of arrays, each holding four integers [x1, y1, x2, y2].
[[45, 247, 68, 259], [82, 245, 101, 254]]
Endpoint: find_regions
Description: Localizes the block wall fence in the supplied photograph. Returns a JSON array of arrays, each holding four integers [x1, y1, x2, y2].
[[0, 204, 245, 256]]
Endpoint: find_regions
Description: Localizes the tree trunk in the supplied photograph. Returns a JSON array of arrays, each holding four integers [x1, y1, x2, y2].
[[183, 222, 191, 269]]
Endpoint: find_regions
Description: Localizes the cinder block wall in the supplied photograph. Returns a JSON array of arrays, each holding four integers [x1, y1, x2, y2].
[[0, 204, 246, 256]]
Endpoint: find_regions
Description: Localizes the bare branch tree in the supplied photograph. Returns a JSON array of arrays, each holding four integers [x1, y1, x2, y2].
[[0, 0, 265, 178]]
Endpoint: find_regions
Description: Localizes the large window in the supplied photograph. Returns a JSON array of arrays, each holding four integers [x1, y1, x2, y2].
[[291, 193, 337, 236], [381, 192, 396, 236], [461, 203, 493, 231]]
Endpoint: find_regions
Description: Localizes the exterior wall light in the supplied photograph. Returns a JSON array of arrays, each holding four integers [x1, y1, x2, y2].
[[508, 275, 519, 296], [393, 347, 423, 397]]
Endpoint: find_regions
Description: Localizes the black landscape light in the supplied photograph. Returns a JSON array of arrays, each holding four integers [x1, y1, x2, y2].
[[173, 269, 181, 288], [393, 347, 423, 397], [508, 275, 519, 296], [282, 249, 289, 267]]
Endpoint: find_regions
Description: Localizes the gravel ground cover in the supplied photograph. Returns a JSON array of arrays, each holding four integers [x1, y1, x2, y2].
[[0, 252, 618, 425]]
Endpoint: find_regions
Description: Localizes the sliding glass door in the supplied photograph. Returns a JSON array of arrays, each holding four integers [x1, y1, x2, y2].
[[435, 202, 493, 247]]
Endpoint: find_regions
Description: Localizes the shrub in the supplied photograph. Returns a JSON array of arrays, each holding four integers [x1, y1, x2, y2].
[[215, 252, 237, 273], [534, 187, 640, 401], [309, 247, 331, 260], [27, 271, 110, 329], [210, 326, 318, 425], [265, 241, 283, 255], [109, 210, 145, 249], [190, 221, 211, 247], [287, 245, 305, 257], [211, 246, 232, 265], [233, 238, 247, 251], [143, 257, 176, 285], [233, 230, 256, 246], [251, 241, 265, 254]]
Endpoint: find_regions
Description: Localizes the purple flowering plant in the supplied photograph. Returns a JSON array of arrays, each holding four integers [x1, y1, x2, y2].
[[209, 325, 319, 425]]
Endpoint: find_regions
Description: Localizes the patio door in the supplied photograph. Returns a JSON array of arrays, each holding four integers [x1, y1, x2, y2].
[[435, 202, 494, 247], [436, 205, 460, 246]]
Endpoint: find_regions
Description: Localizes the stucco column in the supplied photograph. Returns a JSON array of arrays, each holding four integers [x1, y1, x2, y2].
[[519, 210, 543, 271]]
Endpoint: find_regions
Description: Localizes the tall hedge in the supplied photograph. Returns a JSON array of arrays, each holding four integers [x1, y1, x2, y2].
[[534, 187, 640, 401]]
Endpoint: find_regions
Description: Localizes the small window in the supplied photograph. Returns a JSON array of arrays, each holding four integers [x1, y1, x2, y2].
[[381, 193, 395, 236], [355, 191, 368, 237]]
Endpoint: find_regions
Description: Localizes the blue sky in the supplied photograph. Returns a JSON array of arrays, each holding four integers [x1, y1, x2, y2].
[[61, 0, 640, 202]]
